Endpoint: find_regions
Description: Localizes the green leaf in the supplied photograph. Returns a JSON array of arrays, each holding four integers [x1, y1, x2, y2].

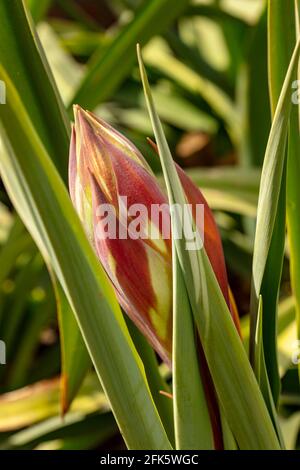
[[5, 270, 55, 391], [37, 22, 84, 105], [241, 296, 297, 379], [138, 44, 280, 449], [250, 14, 300, 403], [285, 1, 300, 384], [0, 216, 33, 286], [1, 253, 45, 362], [172, 247, 214, 449], [159, 168, 259, 217], [280, 412, 300, 450], [54, 278, 91, 415], [125, 317, 175, 447], [254, 296, 285, 447], [165, 30, 233, 98], [268, 0, 297, 113], [0, 374, 109, 432], [147, 88, 218, 133], [220, 411, 237, 450], [268, 0, 298, 369], [239, 7, 271, 166], [0, 1, 91, 408], [142, 38, 239, 142], [4, 413, 118, 450], [0, 0, 70, 180], [70, 0, 190, 110], [185, 166, 260, 194], [201, 188, 257, 218], [0, 69, 171, 450], [55, 0, 100, 32], [184, 166, 259, 216], [26, 0, 52, 23]]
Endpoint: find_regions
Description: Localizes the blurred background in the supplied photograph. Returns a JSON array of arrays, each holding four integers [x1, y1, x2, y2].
[[0, 0, 298, 450]]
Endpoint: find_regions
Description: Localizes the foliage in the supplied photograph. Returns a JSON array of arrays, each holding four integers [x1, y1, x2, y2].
[[0, 0, 299, 450]]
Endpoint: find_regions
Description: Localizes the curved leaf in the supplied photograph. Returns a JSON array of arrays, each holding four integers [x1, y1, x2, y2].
[[0, 69, 171, 450]]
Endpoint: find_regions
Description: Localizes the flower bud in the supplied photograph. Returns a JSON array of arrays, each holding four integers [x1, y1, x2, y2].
[[69, 106, 239, 364]]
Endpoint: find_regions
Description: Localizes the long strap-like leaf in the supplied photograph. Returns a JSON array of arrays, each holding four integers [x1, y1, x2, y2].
[[0, 68, 171, 450], [138, 45, 280, 450], [0, 0, 69, 179], [69, 0, 190, 111], [286, 0, 300, 385], [250, 6, 300, 404]]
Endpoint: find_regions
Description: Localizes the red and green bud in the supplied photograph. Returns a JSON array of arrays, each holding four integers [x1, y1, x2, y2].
[[69, 105, 239, 366], [69, 106, 172, 364]]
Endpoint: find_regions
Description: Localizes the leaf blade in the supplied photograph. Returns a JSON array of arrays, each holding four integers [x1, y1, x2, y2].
[[70, 0, 190, 110], [138, 44, 281, 450], [0, 68, 171, 450]]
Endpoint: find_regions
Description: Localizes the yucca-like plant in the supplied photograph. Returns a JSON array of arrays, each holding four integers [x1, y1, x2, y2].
[[0, 0, 299, 451]]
